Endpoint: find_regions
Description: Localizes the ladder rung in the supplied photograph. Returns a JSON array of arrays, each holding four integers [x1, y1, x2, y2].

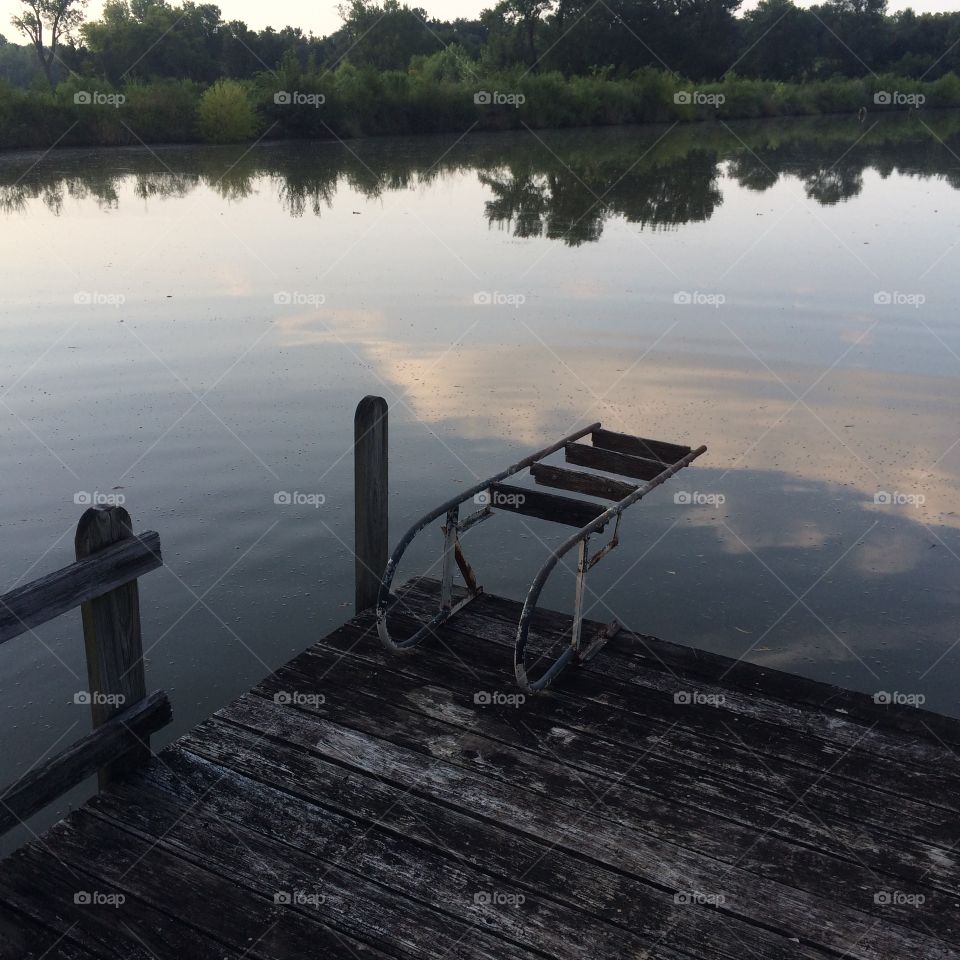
[[530, 463, 637, 502], [489, 484, 607, 529], [565, 443, 668, 481], [592, 428, 691, 464]]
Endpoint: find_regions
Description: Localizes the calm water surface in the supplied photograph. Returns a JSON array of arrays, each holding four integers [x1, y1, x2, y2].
[[2, 113, 959, 847]]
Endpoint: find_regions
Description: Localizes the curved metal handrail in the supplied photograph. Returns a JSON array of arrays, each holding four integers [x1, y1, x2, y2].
[[514, 444, 708, 692], [376, 422, 602, 652]]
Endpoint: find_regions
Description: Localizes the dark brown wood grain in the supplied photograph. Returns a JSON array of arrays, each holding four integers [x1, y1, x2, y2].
[[529, 463, 637, 501]]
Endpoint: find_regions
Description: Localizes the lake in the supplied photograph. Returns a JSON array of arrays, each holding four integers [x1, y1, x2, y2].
[[2, 112, 959, 847]]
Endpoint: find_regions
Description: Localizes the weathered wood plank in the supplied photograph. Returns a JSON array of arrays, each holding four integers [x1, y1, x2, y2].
[[77, 795, 539, 960], [355, 395, 389, 613], [253, 650, 960, 940], [0, 531, 161, 646], [488, 483, 606, 528], [565, 442, 668, 480], [88, 756, 689, 960], [0, 902, 100, 960], [591, 428, 691, 464], [155, 742, 823, 960], [0, 837, 255, 959], [529, 463, 637, 501], [0, 691, 171, 838], [75, 507, 151, 787], [284, 629, 960, 899], [405, 579, 960, 786], [391, 585, 960, 846], [215, 694, 958, 960]]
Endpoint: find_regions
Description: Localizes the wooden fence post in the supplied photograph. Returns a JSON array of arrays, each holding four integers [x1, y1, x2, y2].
[[75, 505, 149, 788], [355, 396, 388, 614]]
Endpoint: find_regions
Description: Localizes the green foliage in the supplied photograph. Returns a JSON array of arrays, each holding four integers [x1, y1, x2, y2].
[[196, 79, 259, 143]]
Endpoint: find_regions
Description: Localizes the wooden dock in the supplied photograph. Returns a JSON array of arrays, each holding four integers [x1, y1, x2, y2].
[[2, 575, 960, 959]]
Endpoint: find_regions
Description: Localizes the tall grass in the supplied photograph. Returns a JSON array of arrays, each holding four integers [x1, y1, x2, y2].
[[0, 66, 957, 151]]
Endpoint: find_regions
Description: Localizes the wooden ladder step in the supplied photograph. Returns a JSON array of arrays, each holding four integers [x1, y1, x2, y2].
[[592, 428, 691, 464], [565, 443, 668, 481], [530, 463, 637, 502], [488, 483, 607, 529]]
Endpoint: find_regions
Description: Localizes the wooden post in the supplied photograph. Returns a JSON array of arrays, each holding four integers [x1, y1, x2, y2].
[[354, 396, 388, 614], [75, 505, 149, 788]]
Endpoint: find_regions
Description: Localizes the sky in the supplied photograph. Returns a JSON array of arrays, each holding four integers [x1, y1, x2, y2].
[[1, 0, 958, 45]]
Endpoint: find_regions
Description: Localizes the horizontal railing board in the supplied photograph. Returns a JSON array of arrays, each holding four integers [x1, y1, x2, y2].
[[0, 531, 161, 646], [530, 463, 638, 501], [489, 483, 607, 529], [591, 429, 691, 464], [565, 443, 667, 481], [0, 690, 172, 837]]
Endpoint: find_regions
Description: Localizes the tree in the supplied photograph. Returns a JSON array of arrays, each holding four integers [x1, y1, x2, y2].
[[10, 0, 87, 86]]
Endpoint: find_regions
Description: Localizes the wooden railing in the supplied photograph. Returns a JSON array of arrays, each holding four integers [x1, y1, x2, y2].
[[0, 505, 171, 836]]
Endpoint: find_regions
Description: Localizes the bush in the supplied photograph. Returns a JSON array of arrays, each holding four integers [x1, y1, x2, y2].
[[197, 79, 259, 143]]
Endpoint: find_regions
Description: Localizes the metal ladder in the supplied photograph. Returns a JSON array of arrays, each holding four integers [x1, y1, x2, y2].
[[377, 423, 706, 693]]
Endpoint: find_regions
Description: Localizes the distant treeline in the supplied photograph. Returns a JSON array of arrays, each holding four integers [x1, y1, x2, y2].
[[1, 0, 960, 148]]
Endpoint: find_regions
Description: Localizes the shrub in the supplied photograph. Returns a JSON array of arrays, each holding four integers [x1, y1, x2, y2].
[[197, 79, 259, 143]]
